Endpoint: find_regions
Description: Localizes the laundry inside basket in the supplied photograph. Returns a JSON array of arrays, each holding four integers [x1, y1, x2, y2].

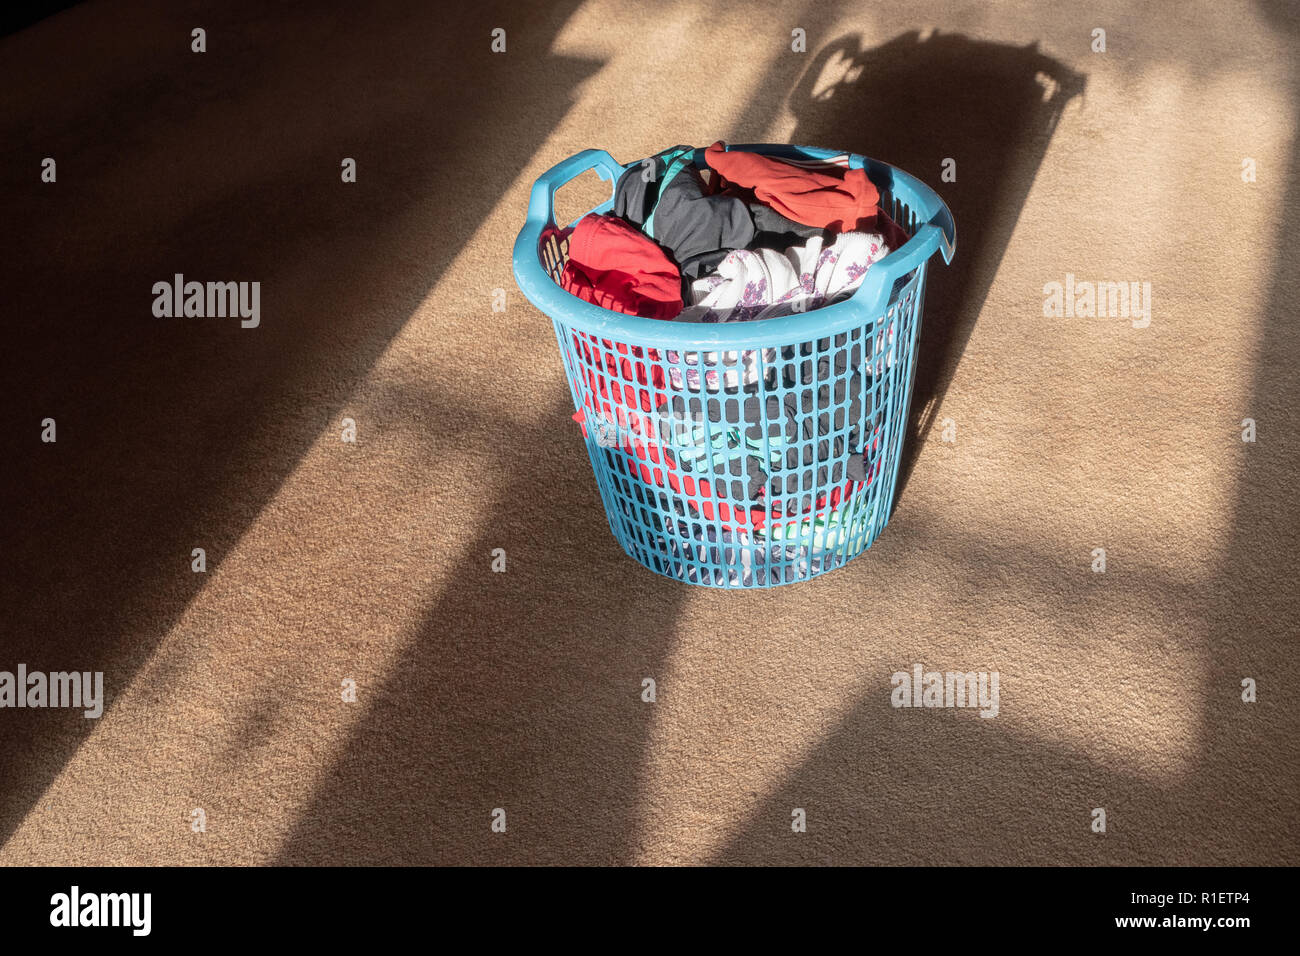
[[556, 140, 909, 321]]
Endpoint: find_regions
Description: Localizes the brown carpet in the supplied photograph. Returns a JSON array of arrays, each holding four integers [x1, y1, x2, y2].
[[2, 0, 1296, 865]]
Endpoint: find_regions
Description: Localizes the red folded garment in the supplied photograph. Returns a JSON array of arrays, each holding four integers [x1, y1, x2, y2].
[[559, 213, 683, 319], [705, 141, 881, 233]]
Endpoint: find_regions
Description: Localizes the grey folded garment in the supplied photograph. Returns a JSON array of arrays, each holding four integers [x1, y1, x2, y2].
[[614, 146, 825, 281]]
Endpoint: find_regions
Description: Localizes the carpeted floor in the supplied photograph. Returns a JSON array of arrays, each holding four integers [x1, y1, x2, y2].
[[2, 0, 1296, 865]]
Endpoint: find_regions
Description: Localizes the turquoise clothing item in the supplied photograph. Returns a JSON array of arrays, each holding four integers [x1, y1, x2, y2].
[[641, 146, 697, 240]]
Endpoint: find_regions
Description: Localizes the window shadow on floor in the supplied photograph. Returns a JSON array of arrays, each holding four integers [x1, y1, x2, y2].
[[785, 31, 1085, 508], [708, 21, 1298, 866], [0, 0, 598, 848], [273, 389, 690, 864]]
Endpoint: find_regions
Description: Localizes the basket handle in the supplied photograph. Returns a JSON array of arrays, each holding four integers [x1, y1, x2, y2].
[[850, 205, 957, 318], [525, 149, 626, 228]]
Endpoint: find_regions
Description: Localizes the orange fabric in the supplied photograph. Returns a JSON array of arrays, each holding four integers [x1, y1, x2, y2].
[[559, 213, 683, 319], [704, 141, 882, 233]]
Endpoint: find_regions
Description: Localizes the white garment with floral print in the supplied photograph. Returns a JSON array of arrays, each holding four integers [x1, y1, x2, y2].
[[666, 231, 890, 391]]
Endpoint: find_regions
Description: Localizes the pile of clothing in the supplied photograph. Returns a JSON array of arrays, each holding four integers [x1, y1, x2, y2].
[[559, 142, 908, 557], [560, 141, 908, 319]]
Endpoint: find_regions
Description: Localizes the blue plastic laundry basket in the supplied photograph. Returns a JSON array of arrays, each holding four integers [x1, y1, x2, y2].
[[513, 144, 955, 588]]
